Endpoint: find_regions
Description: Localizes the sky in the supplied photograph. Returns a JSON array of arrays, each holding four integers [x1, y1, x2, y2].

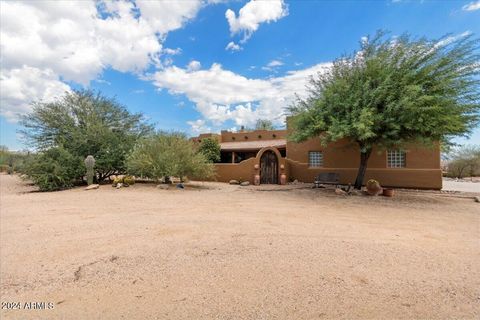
[[0, 0, 479, 150]]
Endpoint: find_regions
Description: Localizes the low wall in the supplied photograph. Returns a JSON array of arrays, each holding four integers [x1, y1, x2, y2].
[[214, 158, 256, 183], [287, 160, 442, 189]]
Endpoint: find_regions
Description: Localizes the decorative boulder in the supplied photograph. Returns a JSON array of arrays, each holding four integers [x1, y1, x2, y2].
[[335, 188, 347, 196], [116, 183, 123, 189], [240, 181, 250, 186], [475, 196, 480, 203], [229, 180, 240, 185], [84, 184, 99, 191], [156, 184, 169, 190], [176, 183, 185, 189]]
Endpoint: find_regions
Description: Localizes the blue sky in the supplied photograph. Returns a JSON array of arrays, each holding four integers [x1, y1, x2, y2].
[[1, 0, 479, 150]]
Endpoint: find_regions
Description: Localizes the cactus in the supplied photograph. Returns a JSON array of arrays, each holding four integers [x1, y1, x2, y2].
[[84, 155, 95, 185]]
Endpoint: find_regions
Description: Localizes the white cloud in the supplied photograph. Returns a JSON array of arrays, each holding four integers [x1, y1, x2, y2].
[[262, 59, 284, 71], [225, 41, 242, 51], [163, 47, 183, 55], [462, 1, 480, 11], [187, 119, 211, 134], [225, 0, 288, 42], [150, 62, 331, 130], [0, 66, 71, 121], [187, 60, 202, 72], [0, 0, 206, 121]]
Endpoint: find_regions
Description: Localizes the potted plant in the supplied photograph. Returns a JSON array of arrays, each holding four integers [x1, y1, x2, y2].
[[383, 188, 394, 197]]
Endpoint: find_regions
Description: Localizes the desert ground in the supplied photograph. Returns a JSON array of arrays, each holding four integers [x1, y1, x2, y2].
[[0, 174, 479, 319]]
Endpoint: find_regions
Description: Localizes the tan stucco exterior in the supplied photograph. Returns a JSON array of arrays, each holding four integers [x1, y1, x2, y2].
[[194, 127, 442, 189]]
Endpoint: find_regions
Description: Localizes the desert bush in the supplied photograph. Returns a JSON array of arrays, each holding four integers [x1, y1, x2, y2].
[[198, 137, 221, 163], [23, 147, 84, 191], [0, 146, 31, 173], [127, 132, 214, 182], [446, 145, 480, 178]]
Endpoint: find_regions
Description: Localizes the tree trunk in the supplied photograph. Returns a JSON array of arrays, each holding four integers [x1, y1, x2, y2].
[[354, 148, 372, 190]]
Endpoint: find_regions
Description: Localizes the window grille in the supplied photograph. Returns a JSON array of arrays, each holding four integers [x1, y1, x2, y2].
[[387, 150, 406, 168], [309, 151, 323, 167]]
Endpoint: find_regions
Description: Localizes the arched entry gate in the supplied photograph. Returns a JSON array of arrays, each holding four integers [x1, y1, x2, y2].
[[260, 150, 278, 184]]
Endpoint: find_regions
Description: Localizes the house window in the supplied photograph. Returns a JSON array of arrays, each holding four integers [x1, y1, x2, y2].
[[387, 150, 406, 168], [309, 151, 323, 167]]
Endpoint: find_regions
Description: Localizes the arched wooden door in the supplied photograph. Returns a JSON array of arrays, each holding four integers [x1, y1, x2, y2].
[[260, 150, 278, 184]]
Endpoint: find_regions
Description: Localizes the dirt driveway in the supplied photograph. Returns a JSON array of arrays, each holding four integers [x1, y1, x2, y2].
[[1, 174, 479, 319]]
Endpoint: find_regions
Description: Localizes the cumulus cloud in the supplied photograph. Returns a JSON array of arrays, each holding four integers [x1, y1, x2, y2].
[[0, 66, 71, 121], [225, 41, 242, 51], [187, 119, 211, 134], [187, 60, 202, 72], [0, 0, 205, 121], [462, 1, 480, 11], [225, 0, 288, 42], [150, 62, 331, 130]]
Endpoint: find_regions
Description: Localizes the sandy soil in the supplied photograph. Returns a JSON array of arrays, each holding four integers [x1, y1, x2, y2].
[[0, 174, 479, 319], [442, 178, 480, 193]]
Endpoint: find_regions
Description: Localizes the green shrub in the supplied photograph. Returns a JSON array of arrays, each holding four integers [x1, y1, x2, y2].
[[127, 132, 214, 182], [198, 138, 221, 163], [23, 147, 83, 191]]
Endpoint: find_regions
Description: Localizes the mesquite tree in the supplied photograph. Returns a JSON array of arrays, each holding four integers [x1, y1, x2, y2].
[[289, 31, 480, 189], [20, 90, 153, 182]]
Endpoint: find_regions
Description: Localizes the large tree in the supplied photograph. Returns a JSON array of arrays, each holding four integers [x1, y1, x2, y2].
[[289, 32, 480, 189], [20, 90, 153, 181]]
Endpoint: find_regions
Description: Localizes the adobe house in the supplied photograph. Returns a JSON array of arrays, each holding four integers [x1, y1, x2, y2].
[[192, 125, 442, 189]]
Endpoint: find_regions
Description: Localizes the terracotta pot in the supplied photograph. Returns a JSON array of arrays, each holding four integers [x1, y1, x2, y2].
[[254, 174, 260, 186], [280, 174, 286, 185], [383, 188, 394, 197]]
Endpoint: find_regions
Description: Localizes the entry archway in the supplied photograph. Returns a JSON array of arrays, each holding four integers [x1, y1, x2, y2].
[[260, 150, 278, 184]]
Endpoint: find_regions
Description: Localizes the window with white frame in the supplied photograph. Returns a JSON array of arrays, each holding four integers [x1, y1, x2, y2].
[[309, 151, 323, 167], [387, 150, 406, 168]]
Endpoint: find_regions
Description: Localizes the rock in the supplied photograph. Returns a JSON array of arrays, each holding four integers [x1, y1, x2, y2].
[[176, 183, 184, 189], [156, 184, 169, 190], [116, 183, 123, 189], [229, 180, 239, 185], [84, 184, 99, 190], [335, 188, 347, 196], [475, 196, 480, 203], [240, 181, 250, 186], [293, 179, 299, 184]]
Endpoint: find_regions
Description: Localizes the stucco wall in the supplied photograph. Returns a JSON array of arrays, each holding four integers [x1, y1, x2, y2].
[[220, 130, 287, 143], [214, 158, 256, 183], [286, 138, 442, 189], [287, 138, 440, 169], [287, 160, 442, 189], [214, 147, 288, 184]]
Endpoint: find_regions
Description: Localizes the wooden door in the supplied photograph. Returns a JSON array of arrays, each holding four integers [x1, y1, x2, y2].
[[260, 151, 278, 184]]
